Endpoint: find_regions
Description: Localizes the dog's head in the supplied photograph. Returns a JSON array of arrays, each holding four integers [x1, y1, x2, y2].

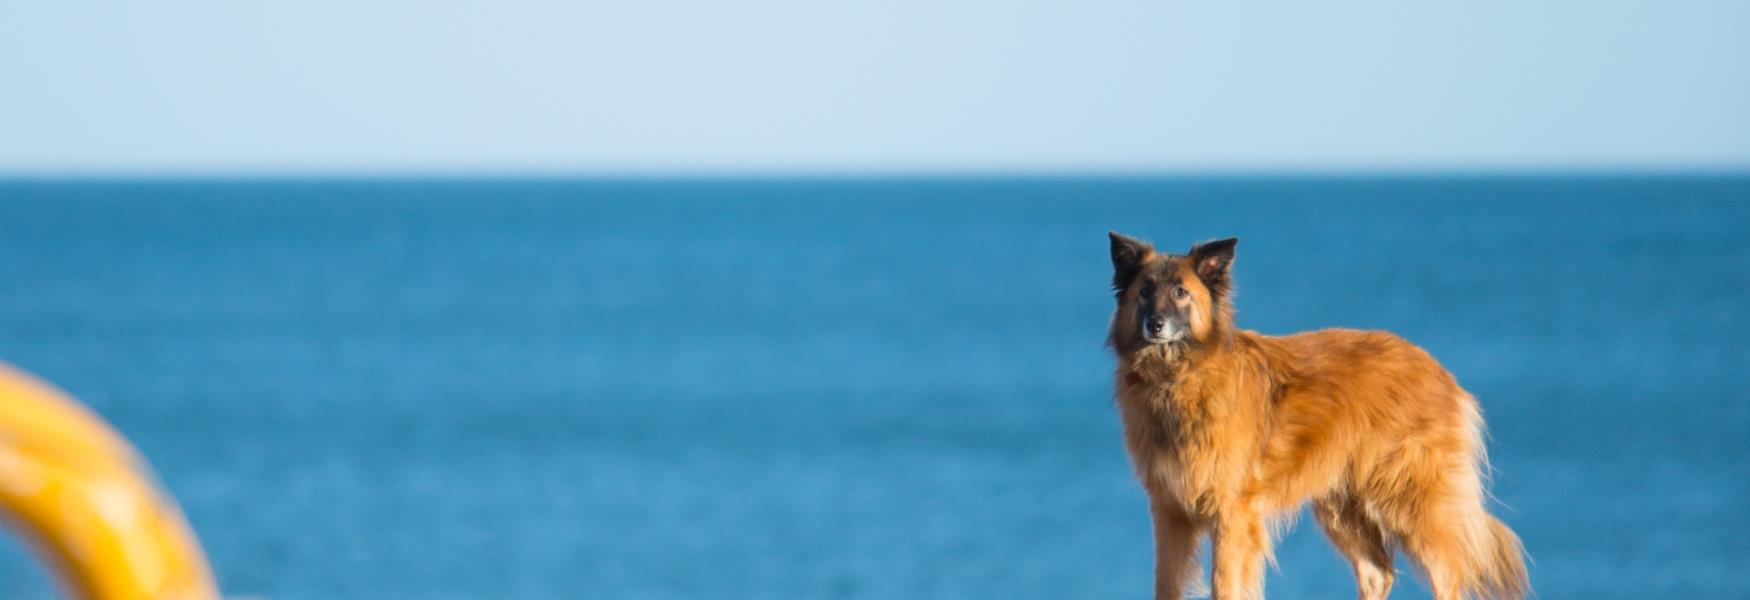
[[1107, 232, 1237, 353]]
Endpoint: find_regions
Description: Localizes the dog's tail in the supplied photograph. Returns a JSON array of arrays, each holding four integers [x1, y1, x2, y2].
[[1454, 396, 1529, 599], [1458, 511, 1529, 599]]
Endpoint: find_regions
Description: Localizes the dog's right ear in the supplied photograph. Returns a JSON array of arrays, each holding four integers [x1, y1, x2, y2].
[[1109, 231, 1152, 293]]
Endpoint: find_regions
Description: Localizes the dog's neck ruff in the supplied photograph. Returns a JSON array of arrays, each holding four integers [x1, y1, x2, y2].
[[1121, 342, 1188, 389]]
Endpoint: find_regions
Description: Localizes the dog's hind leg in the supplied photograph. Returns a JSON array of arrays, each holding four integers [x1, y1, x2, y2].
[[1313, 495, 1394, 600]]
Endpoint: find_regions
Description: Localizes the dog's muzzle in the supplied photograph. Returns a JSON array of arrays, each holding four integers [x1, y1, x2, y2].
[[1141, 315, 1178, 343]]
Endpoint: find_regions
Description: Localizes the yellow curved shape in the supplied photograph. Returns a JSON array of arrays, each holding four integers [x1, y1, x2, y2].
[[0, 364, 219, 600]]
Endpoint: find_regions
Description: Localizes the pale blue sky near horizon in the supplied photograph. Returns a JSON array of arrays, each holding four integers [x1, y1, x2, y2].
[[2, 1, 1748, 175]]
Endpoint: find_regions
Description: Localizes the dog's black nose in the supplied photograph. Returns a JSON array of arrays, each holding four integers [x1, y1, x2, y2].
[[1146, 316, 1165, 334]]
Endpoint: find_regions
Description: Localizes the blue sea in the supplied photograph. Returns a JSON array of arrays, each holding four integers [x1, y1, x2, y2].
[[1, 177, 1746, 599]]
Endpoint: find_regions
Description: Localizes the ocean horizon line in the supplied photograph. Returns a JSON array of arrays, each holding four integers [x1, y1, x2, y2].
[[2, 168, 1749, 185]]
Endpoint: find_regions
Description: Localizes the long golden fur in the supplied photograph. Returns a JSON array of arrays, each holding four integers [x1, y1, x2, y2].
[[1106, 232, 1527, 600]]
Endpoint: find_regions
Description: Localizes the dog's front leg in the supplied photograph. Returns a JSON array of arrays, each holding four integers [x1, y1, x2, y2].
[[1211, 502, 1267, 600], [1150, 497, 1202, 599]]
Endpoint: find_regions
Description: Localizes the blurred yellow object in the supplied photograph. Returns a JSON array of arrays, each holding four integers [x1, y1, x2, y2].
[[0, 364, 219, 600]]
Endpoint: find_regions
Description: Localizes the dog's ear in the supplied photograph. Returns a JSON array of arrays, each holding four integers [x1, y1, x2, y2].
[[1109, 231, 1153, 293], [1189, 237, 1238, 294]]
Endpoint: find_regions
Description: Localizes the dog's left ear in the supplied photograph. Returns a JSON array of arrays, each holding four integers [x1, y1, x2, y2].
[[1189, 237, 1238, 292]]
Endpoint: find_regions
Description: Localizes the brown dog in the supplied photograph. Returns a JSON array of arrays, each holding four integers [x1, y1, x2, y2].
[[1106, 232, 1527, 600]]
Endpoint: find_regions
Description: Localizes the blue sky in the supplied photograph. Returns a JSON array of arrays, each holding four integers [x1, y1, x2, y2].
[[2, 1, 1747, 175]]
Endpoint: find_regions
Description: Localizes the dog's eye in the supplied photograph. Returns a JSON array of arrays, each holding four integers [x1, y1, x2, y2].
[[1171, 285, 1189, 300], [1139, 284, 1155, 298]]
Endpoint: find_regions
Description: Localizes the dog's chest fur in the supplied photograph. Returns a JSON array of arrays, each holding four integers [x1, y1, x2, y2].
[[1114, 349, 1262, 514]]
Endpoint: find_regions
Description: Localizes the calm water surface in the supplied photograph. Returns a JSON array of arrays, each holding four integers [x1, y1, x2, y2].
[[1, 177, 1746, 598]]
